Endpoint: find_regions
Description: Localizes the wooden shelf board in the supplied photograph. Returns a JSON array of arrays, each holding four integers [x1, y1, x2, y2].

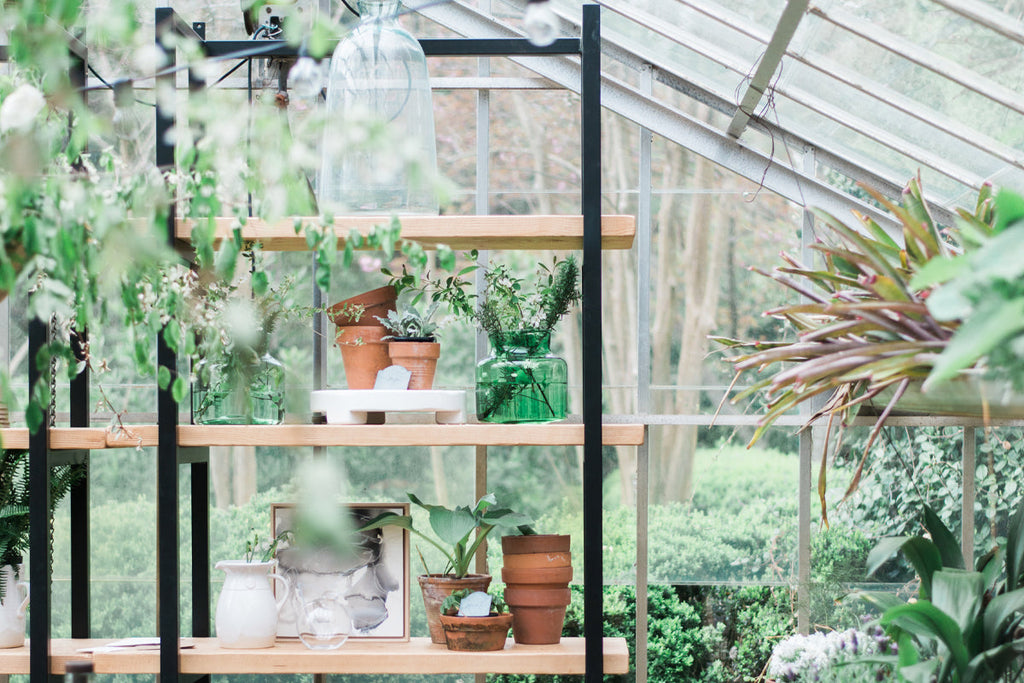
[[176, 215, 636, 251], [105, 423, 645, 448], [1, 428, 111, 450], [0, 639, 110, 674], [89, 637, 629, 675]]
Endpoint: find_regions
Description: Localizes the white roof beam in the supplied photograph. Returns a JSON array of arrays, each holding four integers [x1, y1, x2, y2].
[[809, 3, 1024, 118], [930, 0, 1024, 46]]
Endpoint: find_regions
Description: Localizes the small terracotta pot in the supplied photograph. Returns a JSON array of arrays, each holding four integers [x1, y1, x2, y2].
[[336, 326, 391, 390], [502, 551, 572, 570], [418, 574, 492, 645], [501, 565, 573, 585], [328, 286, 397, 327], [501, 534, 570, 555], [439, 613, 512, 651], [387, 340, 441, 390]]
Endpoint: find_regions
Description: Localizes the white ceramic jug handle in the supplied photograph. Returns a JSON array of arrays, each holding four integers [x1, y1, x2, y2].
[[16, 582, 29, 618], [268, 572, 290, 611]]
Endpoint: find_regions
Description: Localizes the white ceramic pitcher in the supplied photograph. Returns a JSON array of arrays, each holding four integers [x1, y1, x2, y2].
[[215, 560, 289, 649], [0, 565, 29, 649]]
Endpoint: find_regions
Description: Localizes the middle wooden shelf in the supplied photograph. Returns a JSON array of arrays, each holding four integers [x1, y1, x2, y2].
[[104, 423, 645, 448]]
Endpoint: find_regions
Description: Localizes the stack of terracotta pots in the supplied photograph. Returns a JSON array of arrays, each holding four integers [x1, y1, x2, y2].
[[329, 286, 397, 390], [501, 534, 572, 644]]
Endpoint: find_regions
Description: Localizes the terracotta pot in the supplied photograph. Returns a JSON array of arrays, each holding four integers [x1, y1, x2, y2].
[[328, 286, 397, 327], [502, 551, 571, 570], [387, 340, 440, 390], [418, 574, 491, 644], [506, 604, 568, 645], [439, 613, 512, 651], [501, 565, 573, 585], [336, 326, 391, 390], [501, 534, 570, 555], [503, 586, 571, 607]]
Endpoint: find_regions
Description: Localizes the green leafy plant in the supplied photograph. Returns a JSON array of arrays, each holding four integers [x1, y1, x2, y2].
[[913, 187, 1024, 391], [441, 588, 508, 616], [714, 178, 993, 521], [854, 501, 1024, 682], [376, 303, 442, 340], [242, 528, 293, 564], [475, 255, 580, 338], [361, 492, 533, 579], [0, 449, 83, 598]]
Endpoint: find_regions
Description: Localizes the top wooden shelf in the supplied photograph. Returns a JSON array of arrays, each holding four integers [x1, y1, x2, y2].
[[176, 215, 636, 251]]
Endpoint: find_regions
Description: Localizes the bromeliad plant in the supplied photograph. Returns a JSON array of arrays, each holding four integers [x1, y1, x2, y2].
[[854, 501, 1024, 682], [714, 178, 994, 518], [361, 493, 533, 579]]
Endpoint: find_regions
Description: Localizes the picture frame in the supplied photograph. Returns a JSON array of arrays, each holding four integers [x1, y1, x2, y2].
[[270, 502, 410, 642]]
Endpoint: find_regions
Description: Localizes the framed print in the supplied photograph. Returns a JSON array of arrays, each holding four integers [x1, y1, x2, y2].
[[271, 502, 410, 642]]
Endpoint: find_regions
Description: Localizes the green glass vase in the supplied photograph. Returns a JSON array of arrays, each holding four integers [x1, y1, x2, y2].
[[193, 353, 285, 425], [475, 330, 567, 424]]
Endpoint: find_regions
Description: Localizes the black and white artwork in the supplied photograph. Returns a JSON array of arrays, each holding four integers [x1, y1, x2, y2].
[[271, 502, 410, 641]]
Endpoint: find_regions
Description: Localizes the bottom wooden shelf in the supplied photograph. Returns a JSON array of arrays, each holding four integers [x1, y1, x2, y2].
[[3, 637, 630, 675]]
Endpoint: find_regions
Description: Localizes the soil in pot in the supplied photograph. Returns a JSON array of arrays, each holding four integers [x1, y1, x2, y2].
[[329, 286, 397, 327], [387, 340, 440, 390], [336, 326, 391, 390], [439, 613, 512, 651], [418, 574, 491, 644]]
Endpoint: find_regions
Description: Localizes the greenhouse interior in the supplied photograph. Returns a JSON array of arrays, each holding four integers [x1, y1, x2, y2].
[[2, 0, 1024, 681]]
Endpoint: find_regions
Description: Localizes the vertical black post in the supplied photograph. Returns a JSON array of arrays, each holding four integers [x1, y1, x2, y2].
[[29, 317, 54, 680], [70, 330, 90, 638], [156, 8, 180, 682], [188, 23, 212, 668], [69, 43, 92, 640], [580, 4, 603, 682]]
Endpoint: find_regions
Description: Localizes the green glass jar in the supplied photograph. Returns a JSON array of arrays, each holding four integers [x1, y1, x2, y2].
[[193, 353, 285, 425], [476, 330, 567, 423]]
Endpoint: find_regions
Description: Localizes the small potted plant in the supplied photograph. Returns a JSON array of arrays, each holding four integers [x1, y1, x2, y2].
[[0, 448, 81, 648], [438, 589, 512, 652], [472, 256, 580, 423], [375, 302, 443, 390], [360, 492, 532, 644], [328, 286, 398, 390]]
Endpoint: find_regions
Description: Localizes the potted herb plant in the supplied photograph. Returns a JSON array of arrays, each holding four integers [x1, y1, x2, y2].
[[360, 492, 532, 644], [472, 255, 580, 423], [0, 448, 82, 648], [376, 302, 442, 390], [438, 589, 512, 652]]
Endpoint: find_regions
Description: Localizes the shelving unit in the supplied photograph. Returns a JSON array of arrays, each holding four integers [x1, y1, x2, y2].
[[24, 4, 633, 681]]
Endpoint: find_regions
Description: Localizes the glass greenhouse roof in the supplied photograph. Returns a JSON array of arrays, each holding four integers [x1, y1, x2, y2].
[[440, 0, 1024, 215]]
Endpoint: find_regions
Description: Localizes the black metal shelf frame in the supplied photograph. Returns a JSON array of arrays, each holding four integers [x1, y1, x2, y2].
[[28, 5, 604, 681]]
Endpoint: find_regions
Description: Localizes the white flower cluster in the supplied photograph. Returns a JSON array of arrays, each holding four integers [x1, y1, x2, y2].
[[768, 628, 895, 682]]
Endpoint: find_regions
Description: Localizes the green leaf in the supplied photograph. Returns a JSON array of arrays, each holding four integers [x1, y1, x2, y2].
[[171, 376, 188, 404], [437, 245, 456, 272], [965, 641, 1024, 683], [924, 505, 964, 569], [910, 254, 971, 290], [25, 401, 44, 434], [931, 569, 984, 636], [982, 589, 1024, 651], [994, 187, 1024, 233], [252, 270, 269, 297], [157, 366, 171, 390], [883, 602, 970, 675], [867, 536, 914, 576], [1006, 498, 1024, 590], [428, 506, 477, 547], [926, 298, 1024, 388]]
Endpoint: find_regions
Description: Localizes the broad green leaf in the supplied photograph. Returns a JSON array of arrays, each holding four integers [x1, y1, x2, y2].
[[428, 506, 477, 546], [883, 602, 970, 675], [867, 536, 914, 576], [1007, 498, 1024, 590], [898, 659, 938, 683], [157, 366, 171, 390], [982, 589, 1024, 651], [910, 255, 971, 290], [359, 512, 413, 532], [252, 270, 269, 297], [25, 401, 44, 434], [926, 298, 1024, 387], [994, 187, 1024, 233], [931, 569, 984, 636], [965, 641, 1024, 683], [924, 505, 964, 569], [900, 538, 944, 600]]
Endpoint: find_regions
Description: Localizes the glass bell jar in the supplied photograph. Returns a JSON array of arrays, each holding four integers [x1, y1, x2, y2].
[[319, 0, 439, 215]]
